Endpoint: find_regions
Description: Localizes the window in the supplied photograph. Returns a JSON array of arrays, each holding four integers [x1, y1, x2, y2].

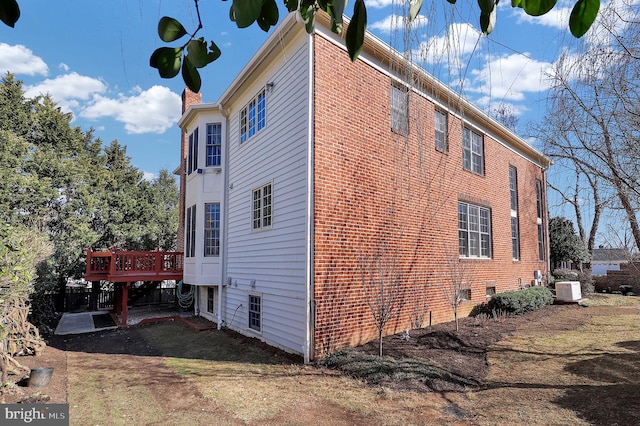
[[511, 217, 520, 260], [207, 287, 218, 315], [206, 123, 221, 167], [486, 286, 496, 297], [252, 183, 272, 230], [509, 166, 518, 211], [462, 126, 484, 175], [248, 294, 261, 331], [536, 179, 545, 261], [186, 205, 196, 257], [510, 166, 520, 260], [459, 288, 471, 301], [435, 109, 448, 151], [187, 128, 199, 175], [390, 84, 408, 134], [204, 203, 220, 257], [240, 89, 266, 143], [458, 201, 492, 258]]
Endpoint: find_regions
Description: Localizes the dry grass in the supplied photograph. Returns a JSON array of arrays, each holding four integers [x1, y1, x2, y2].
[[447, 295, 640, 425], [579, 292, 640, 307], [63, 296, 640, 425]]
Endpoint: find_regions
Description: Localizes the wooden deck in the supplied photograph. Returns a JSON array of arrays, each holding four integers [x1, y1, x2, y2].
[[85, 247, 184, 282], [85, 248, 184, 326]]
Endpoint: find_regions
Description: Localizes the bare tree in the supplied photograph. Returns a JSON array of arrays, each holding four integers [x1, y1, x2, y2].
[[440, 253, 474, 332], [534, 0, 640, 252], [359, 247, 406, 357], [493, 103, 519, 132]]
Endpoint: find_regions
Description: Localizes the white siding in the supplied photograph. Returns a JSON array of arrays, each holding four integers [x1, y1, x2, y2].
[[223, 39, 310, 356], [184, 109, 226, 287]]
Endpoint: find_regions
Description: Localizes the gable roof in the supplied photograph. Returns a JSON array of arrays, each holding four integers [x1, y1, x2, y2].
[[592, 248, 631, 262]]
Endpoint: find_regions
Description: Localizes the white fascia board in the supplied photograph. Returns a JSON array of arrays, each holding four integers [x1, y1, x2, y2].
[[178, 103, 223, 131]]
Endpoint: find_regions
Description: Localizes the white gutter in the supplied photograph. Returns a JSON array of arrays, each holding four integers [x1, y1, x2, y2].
[[217, 12, 300, 107]]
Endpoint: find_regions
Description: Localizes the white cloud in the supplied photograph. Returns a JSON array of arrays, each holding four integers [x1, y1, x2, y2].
[[508, 1, 572, 30], [80, 85, 181, 135], [59, 63, 70, 72], [142, 171, 156, 182], [416, 23, 481, 65], [369, 14, 428, 34], [365, 0, 394, 8], [24, 72, 107, 113], [468, 53, 554, 107], [0, 43, 48, 76]]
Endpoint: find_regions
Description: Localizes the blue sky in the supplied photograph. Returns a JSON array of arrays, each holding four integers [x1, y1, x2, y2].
[[0, 0, 632, 243]]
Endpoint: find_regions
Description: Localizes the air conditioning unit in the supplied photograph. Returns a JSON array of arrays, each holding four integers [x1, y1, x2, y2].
[[556, 281, 581, 302], [533, 270, 543, 286]]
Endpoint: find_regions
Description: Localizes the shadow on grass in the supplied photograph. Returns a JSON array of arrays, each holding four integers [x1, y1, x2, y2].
[[553, 340, 640, 425]]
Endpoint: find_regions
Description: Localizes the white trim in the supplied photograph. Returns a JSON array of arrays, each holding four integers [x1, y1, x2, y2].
[[304, 32, 314, 364]]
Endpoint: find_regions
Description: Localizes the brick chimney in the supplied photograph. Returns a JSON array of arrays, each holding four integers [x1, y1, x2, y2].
[[176, 88, 202, 253]]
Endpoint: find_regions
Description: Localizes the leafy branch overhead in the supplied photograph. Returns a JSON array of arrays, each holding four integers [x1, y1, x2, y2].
[[0, 0, 601, 93]]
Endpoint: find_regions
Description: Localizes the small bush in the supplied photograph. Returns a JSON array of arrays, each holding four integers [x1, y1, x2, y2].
[[552, 268, 594, 295], [488, 286, 554, 315]]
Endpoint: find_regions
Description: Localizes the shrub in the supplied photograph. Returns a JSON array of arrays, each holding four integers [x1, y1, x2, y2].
[[488, 286, 554, 315], [552, 268, 594, 295]]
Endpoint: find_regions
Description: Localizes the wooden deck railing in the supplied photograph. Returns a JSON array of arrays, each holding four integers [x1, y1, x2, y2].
[[85, 247, 184, 282]]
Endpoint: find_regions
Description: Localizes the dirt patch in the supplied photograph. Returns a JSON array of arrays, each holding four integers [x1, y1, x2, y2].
[[342, 303, 588, 392]]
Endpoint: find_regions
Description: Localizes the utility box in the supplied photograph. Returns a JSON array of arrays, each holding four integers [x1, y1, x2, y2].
[[556, 281, 582, 302]]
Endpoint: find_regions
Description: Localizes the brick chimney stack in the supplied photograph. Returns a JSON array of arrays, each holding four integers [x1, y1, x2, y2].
[[176, 88, 202, 253]]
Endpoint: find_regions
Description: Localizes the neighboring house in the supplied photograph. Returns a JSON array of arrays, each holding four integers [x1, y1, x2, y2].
[[176, 11, 551, 362], [591, 246, 632, 275]]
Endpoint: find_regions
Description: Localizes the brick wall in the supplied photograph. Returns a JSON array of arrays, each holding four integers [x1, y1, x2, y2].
[[312, 35, 548, 356], [594, 262, 640, 292], [177, 89, 202, 252]]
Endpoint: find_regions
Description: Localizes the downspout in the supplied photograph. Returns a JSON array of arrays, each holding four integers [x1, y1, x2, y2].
[[220, 107, 230, 329], [304, 28, 315, 364]]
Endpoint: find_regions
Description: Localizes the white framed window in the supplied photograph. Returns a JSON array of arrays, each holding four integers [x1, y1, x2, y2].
[[240, 89, 266, 143], [204, 203, 220, 257], [435, 109, 448, 151], [186, 205, 196, 258], [187, 128, 199, 175], [458, 201, 492, 259], [207, 286, 218, 315], [248, 294, 262, 332], [536, 179, 545, 261], [462, 126, 484, 175], [206, 123, 221, 167], [252, 183, 272, 230], [390, 83, 408, 135], [510, 166, 520, 260]]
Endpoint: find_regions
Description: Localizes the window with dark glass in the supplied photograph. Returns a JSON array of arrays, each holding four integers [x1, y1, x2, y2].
[[186, 205, 196, 257], [510, 166, 520, 260], [187, 128, 199, 175]]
